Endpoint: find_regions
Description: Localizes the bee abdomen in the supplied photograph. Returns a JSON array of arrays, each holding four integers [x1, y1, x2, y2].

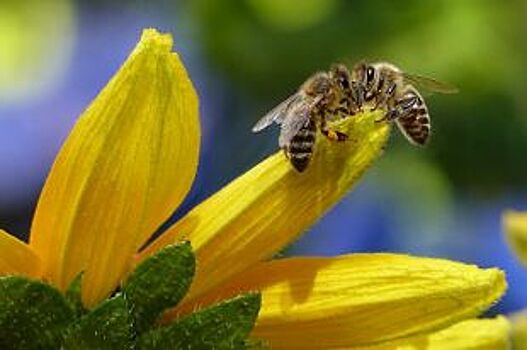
[[287, 122, 316, 172], [398, 107, 431, 146]]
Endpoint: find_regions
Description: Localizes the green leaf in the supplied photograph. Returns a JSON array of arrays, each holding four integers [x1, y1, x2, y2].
[[123, 241, 195, 333], [62, 294, 133, 349], [138, 292, 262, 350], [65, 272, 86, 317], [0, 276, 74, 349]]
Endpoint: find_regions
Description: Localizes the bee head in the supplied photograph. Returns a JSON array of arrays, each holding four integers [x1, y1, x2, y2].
[[351, 62, 375, 87], [366, 66, 376, 85], [304, 73, 333, 97], [329, 64, 351, 90]]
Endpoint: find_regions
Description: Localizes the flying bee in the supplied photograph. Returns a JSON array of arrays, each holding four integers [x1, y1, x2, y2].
[[351, 61, 458, 146], [252, 71, 350, 172]]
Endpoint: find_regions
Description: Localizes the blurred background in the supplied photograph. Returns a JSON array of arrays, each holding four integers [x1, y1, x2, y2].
[[1, 0, 526, 315]]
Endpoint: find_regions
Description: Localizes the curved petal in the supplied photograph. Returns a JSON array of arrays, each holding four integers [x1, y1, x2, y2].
[[0, 229, 41, 277], [503, 210, 527, 266], [29, 29, 200, 306], [354, 317, 510, 350], [141, 110, 390, 301], [167, 254, 506, 349]]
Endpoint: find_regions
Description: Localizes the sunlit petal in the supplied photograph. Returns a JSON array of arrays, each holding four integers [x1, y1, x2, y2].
[[0, 229, 41, 277], [141, 110, 390, 301], [168, 254, 506, 349], [29, 29, 200, 306], [353, 317, 510, 350], [503, 210, 527, 266]]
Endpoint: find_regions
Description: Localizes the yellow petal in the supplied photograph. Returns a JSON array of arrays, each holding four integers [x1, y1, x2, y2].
[[141, 110, 390, 301], [0, 229, 41, 277], [29, 28, 200, 305], [510, 310, 527, 350], [354, 317, 510, 350], [503, 210, 527, 266], [168, 254, 506, 349]]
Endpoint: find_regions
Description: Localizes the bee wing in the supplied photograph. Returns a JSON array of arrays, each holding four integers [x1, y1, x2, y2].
[[278, 96, 317, 148], [252, 94, 303, 133], [402, 72, 459, 94]]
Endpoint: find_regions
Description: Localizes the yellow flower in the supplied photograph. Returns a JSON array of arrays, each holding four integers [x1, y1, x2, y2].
[[354, 316, 510, 350], [0, 28, 508, 348]]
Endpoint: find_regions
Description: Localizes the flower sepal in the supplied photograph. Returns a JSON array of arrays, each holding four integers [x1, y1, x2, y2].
[[62, 295, 133, 349], [0, 242, 262, 349], [139, 293, 262, 349], [65, 272, 87, 317], [123, 241, 195, 333], [0, 276, 75, 348]]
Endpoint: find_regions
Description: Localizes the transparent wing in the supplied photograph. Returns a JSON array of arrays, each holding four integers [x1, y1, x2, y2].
[[252, 94, 303, 133], [278, 96, 316, 148], [403, 72, 459, 94]]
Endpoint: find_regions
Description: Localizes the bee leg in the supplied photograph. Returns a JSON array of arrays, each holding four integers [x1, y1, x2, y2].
[[375, 108, 399, 123], [350, 81, 365, 113], [327, 107, 338, 117], [370, 97, 383, 112], [327, 107, 349, 119], [282, 147, 290, 159], [371, 81, 396, 112], [376, 88, 413, 123], [320, 120, 348, 141], [337, 106, 351, 118], [341, 92, 361, 116], [322, 128, 348, 141]]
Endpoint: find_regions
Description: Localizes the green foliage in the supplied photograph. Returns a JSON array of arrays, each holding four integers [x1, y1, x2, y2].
[[65, 272, 87, 317], [63, 296, 133, 349], [0, 242, 262, 349], [123, 241, 195, 333], [0, 276, 74, 349], [138, 293, 262, 350]]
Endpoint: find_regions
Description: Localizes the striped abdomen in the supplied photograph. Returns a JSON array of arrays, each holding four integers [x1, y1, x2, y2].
[[395, 88, 431, 146], [286, 120, 317, 172]]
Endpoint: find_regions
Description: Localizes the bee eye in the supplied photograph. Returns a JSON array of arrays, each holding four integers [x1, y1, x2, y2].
[[366, 67, 375, 83], [339, 77, 349, 89]]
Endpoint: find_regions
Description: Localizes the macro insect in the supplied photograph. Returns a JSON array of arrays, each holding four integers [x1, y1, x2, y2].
[[351, 61, 458, 146], [252, 69, 353, 172]]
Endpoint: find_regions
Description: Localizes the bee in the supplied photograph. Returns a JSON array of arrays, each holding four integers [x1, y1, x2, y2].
[[252, 70, 351, 172], [329, 63, 364, 116], [351, 62, 458, 146]]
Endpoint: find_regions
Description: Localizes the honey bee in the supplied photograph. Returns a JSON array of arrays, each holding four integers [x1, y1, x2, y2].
[[352, 62, 458, 146], [252, 70, 352, 172], [329, 63, 364, 116]]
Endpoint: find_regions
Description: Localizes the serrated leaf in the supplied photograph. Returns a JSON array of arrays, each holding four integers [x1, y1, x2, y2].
[[123, 241, 195, 333], [0, 276, 74, 349], [62, 294, 133, 349], [65, 272, 86, 317], [138, 292, 261, 350]]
